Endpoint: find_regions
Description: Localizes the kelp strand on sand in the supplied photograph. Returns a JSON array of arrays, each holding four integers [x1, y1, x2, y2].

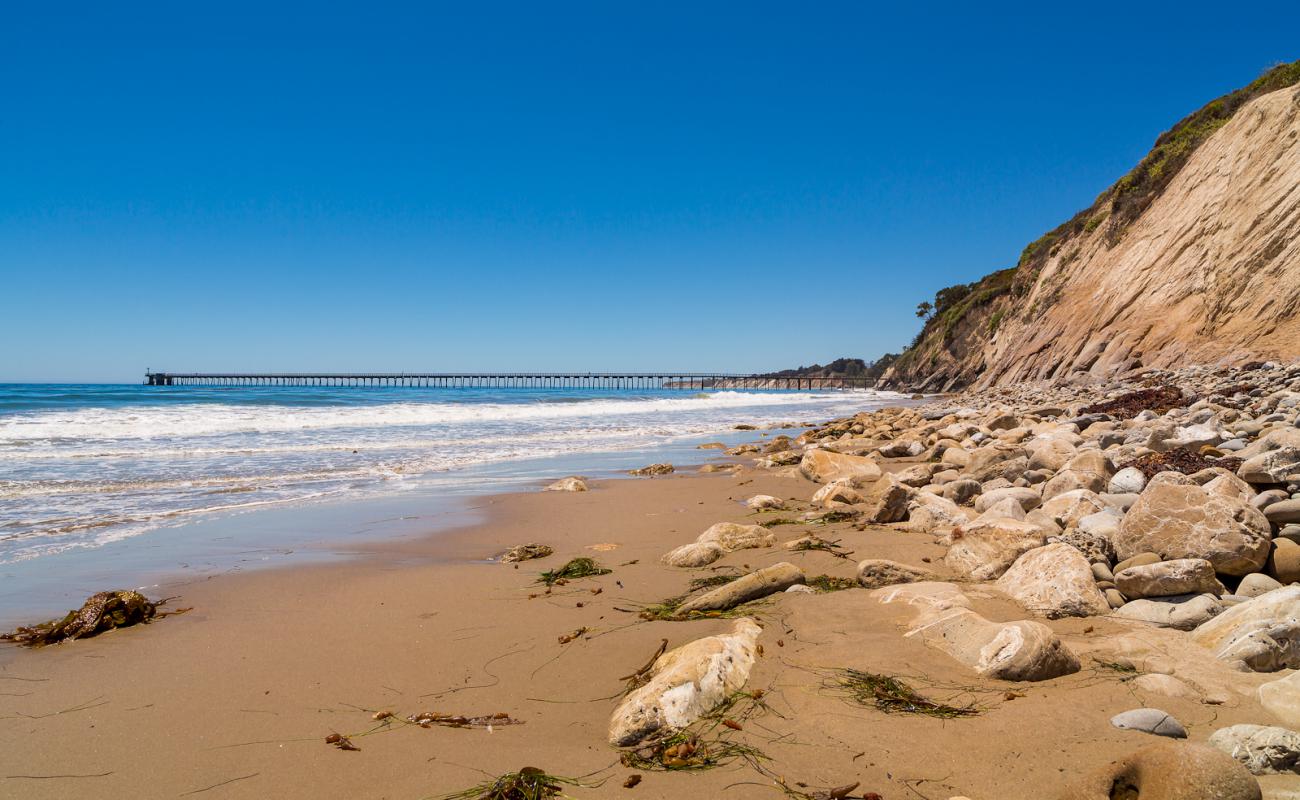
[[687, 573, 740, 592], [536, 558, 611, 586], [0, 590, 184, 647], [832, 669, 979, 718], [407, 711, 524, 729], [758, 517, 799, 529], [436, 767, 599, 800], [788, 536, 853, 559]]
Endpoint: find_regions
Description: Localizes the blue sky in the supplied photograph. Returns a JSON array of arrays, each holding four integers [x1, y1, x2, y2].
[[2, 2, 1298, 382]]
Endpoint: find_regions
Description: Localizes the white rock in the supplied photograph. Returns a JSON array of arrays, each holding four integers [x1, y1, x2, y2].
[[608, 618, 762, 746], [745, 494, 785, 510], [1191, 585, 1300, 671], [1109, 466, 1148, 494], [996, 543, 1110, 618], [543, 476, 588, 492], [1110, 708, 1188, 738], [1209, 723, 1300, 775]]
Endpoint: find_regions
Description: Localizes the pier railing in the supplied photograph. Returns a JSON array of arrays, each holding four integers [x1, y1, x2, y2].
[[143, 372, 877, 390]]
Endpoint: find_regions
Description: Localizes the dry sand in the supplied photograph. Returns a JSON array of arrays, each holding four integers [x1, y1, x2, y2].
[[0, 464, 1278, 799]]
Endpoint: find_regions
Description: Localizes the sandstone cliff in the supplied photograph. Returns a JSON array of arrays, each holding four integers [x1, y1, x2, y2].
[[883, 61, 1300, 392]]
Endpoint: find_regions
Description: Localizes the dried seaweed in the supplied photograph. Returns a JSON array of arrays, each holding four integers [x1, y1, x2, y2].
[[1, 591, 171, 647], [406, 711, 524, 729], [436, 767, 598, 800], [832, 669, 979, 718], [536, 558, 611, 586], [788, 536, 853, 559], [1080, 387, 1187, 420], [758, 517, 799, 529], [1121, 447, 1242, 479], [806, 575, 857, 593], [688, 574, 740, 592]]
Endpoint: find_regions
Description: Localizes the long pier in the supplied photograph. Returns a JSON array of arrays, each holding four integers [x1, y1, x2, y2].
[[143, 372, 876, 390]]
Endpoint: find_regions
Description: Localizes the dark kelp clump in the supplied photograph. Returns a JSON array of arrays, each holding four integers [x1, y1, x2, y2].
[[832, 669, 979, 718], [1121, 447, 1243, 479], [438, 767, 596, 800], [536, 557, 611, 586], [1079, 387, 1187, 420], [1, 590, 161, 647]]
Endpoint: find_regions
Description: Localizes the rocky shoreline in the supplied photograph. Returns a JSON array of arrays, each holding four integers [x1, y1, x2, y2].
[[4, 358, 1300, 799]]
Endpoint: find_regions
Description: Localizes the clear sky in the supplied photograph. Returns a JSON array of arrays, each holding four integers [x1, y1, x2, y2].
[[2, 2, 1298, 382]]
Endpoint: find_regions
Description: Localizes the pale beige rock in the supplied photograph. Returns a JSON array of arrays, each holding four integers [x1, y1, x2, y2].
[[996, 543, 1110, 618], [856, 559, 936, 589], [905, 606, 1080, 681], [869, 581, 971, 616], [905, 492, 972, 531], [1260, 671, 1300, 728], [1040, 489, 1107, 529], [608, 618, 762, 746], [973, 487, 1041, 513], [1132, 673, 1200, 700], [662, 541, 726, 568], [697, 522, 776, 552], [1115, 558, 1226, 599], [798, 449, 882, 484], [1114, 481, 1273, 576], [543, 476, 588, 492], [1209, 724, 1300, 775], [1112, 593, 1225, 631], [810, 480, 864, 508], [1027, 437, 1077, 472], [857, 473, 914, 523], [1191, 586, 1300, 671], [1056, 741, 1262, 800], [945, 518, 1048, 580], [745, 494, 785, 510], [675, 562, 804, 615]]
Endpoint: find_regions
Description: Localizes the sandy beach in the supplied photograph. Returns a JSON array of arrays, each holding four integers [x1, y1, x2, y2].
[[3, 424, 1288, 799]]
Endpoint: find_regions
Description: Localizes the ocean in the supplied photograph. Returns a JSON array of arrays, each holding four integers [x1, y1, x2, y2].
[[0, 383, 906, 621]]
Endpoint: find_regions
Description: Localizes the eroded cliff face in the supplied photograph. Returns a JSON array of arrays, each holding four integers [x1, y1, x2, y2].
[[885, 73, 1300, 392]]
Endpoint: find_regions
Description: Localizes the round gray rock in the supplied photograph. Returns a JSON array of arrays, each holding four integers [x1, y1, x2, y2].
[[1111, 708, 1188, 738]]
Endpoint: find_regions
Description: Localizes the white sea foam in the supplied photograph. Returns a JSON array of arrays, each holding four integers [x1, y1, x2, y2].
[[0, 388, 906, 564]]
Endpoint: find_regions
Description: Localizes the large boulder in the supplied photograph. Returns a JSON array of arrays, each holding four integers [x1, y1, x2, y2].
[[1040, 489, 1107, 529], [1209, 724, 1300, 775], [906, 492, 972, 531], [1113, 482, 1272, 576], [674, 563, 804, 615], [1056, 741, 1261, 800], [1191, 586, 1300, 671], [857, 474, 914, 523], [810, 480, 865, 507], [608, 618, 762, 746], [1114, 558, 1225, 599], [1238, 446, 1300, 484], [974, 487, 1041, 514], [798, 449, 882, 484], [996, 543, 1110, 618], [905, 606, 1080, 681], [1111, 594, 1225, 631], [1041, 450, 1114, 502], [1027, 437, 1077, 472], [1259, 671, 1300, 728], [944, 518, 1048, 580]]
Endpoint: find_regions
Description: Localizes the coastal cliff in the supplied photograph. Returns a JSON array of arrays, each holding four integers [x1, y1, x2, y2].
[[883, 61, 1300, 392]]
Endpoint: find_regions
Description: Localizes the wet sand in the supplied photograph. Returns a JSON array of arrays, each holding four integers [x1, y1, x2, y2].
[[0, 463, 1277, 799]]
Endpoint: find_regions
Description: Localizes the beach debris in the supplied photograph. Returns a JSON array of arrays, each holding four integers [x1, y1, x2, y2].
[[619, 639, 669, 693], [785, 534, 853, 559], [629, 463, 674, 476], [622, 774, 642, 789], [407, 711, 524, 730], [1, 590, 169, 647], [325, 733, 360, 751], [372, 710, 394, 721], [672, 562, 804, 616], [437, 766, 597, 800], [557, 627, 589, 644], [536, 557, 611, 586], [831, 669, 979, 718], [500, 544, 553, 563], [805, 575, 857, 592]]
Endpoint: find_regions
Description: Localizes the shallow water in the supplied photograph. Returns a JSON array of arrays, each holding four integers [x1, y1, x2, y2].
[[0, 384, 907, 621]]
